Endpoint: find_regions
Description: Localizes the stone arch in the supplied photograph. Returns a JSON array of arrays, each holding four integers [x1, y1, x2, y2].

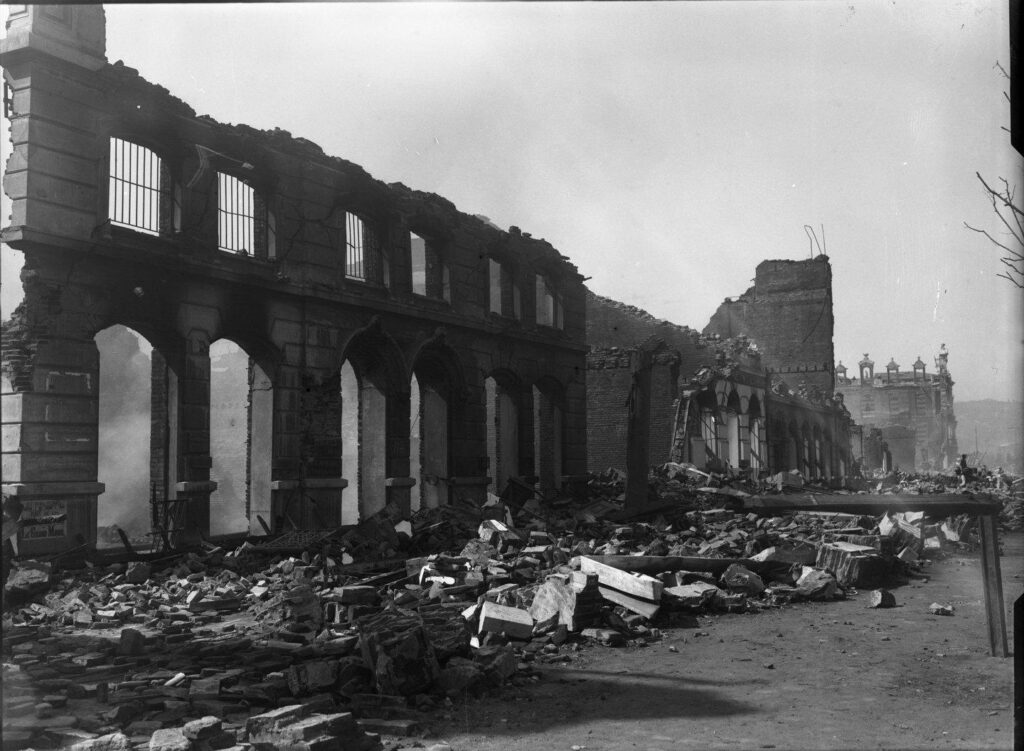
[[485, 368, 523, 494], [94, 324, 157, 547], [532, 375, 565, 497], [409, 335, 467, 511], [339, 319, 409, 520], [208, 336, 274, 536], [724, 388, 743, 468]]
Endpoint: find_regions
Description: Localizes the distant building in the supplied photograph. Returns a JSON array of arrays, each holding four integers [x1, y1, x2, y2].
[[835, 347, 958, 471]]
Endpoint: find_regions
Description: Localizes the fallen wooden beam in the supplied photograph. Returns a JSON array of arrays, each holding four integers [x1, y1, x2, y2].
[[582, 554, 757, 577]]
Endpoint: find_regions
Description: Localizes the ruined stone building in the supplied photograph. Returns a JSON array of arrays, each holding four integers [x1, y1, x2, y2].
[[834, 348, 958, 471], [703, 256, 835, 393], [586, 256, 854, 498], [0, 6, 588, 557]]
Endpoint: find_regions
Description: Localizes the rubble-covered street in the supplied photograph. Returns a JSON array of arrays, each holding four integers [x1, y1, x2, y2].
[[3, 467, 1020, 751]]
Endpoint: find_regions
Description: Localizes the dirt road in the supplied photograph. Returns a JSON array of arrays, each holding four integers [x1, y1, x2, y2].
[[425, 533, 1022, 751]]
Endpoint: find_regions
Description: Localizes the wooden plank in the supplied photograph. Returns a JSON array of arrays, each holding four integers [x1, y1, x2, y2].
[[744, 492, 1002, 516], [978, 514, 1008, 657], [579, 556, 664, 601], [584, 554, 755, 577]]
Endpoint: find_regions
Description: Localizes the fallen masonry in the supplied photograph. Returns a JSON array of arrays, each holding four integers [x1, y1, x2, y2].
[[2, 466, 1018, 750]]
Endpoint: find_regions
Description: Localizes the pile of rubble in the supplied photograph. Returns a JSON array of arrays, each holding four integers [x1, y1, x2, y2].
[[6, 472, 993, 751]]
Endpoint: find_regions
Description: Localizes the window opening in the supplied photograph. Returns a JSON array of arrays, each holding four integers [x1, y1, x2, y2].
[[489, 259, 502, 314], [109, 137, 167, 236], [411, 231, 427, 295], [217, 172, 255, 253], [346, 211, 369, 280], [536, 275, 561, 327]]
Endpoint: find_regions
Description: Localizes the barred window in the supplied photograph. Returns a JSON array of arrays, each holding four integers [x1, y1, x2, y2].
[[345, 211, 372, 280], [218, 172, 255, 254], [108, 138, 172, 236]]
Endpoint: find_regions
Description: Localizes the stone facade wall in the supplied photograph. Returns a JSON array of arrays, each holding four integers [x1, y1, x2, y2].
[[0, 7, 588, 554], [836, 361, 958, 470]]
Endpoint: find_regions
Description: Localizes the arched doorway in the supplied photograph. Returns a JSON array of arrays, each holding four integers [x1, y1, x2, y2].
[[410, 343, 463, 511], [208, 339, 273, 536], [340, 360, 360, 524], [748, 394, 764, 473], [95, 325, 154, 547], [339, 324, 405, 521], [533, 377, 564, 497], [486, 371, 520, 495]]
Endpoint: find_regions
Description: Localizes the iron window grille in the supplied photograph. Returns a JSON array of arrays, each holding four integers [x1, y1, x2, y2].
[[218, 172, 255, 254], [108, 137, 172, 236], [345, 211, 370, 280]]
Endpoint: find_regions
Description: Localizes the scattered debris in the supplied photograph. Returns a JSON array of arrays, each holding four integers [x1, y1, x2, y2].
[[2, 463, 1017, 749]]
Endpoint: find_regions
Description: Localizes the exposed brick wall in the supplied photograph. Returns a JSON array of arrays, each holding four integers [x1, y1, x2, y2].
[[704, 256, 835, 393], [586, 350, 632, 472], [647, 358, 679, 465]]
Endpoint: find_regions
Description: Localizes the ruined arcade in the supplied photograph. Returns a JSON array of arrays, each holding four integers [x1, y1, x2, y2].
[[0, 6, 588, 557]]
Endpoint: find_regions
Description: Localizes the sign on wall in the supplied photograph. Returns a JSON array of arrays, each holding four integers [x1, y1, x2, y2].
[[21, 499, 68, 539]]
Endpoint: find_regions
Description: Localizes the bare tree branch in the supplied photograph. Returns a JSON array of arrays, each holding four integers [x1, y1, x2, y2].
[[966, 170, 1024, 289]]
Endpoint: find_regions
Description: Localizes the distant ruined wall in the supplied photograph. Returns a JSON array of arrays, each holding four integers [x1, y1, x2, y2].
[[703, 256, 835, 393]]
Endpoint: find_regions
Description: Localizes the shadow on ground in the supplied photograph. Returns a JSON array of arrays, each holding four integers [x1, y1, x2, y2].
[[439, 664, 764, 738]]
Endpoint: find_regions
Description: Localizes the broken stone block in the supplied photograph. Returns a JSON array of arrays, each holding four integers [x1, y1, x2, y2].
[[147, 728, 190, 751], [581, 628, 626, 647], [795, 567, 837, 601], [5, 560, 52, 598], [816, 541, 891, 587], [245, 705, 308, 739], [69, 733, 131, 751], [868, 589, 896, 608], [287, 660, 339, 696], [664, 581, 720, 608], [182, 715, 222, 740], [472, 644, 517, 684], [527, 575, 600, 632], [436, 656, 485, 696], [357, 608, 439, 696], [117, 627, 146, 656], [929, 602, 954, 616], [478, 601, 534, 640], [720, 564, 764, 595], [124, 562, 152, 584], [189, 676, 222, 700]]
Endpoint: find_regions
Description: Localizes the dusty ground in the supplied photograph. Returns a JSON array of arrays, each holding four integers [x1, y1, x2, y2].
[[423, 534, 1022, 751]]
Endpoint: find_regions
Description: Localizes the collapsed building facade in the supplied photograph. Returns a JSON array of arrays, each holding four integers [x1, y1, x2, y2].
[[587, 256, 855, 495], [0, 6, 588, 557], [835, 348, 958, 471]]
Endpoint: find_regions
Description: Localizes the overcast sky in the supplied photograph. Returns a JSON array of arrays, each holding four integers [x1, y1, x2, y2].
[[1, 1, 1021, 402]]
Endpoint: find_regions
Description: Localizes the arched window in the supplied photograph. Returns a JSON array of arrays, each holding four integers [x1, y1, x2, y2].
[[217, 172, 275, 258], [108, 137, 175, 236]]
